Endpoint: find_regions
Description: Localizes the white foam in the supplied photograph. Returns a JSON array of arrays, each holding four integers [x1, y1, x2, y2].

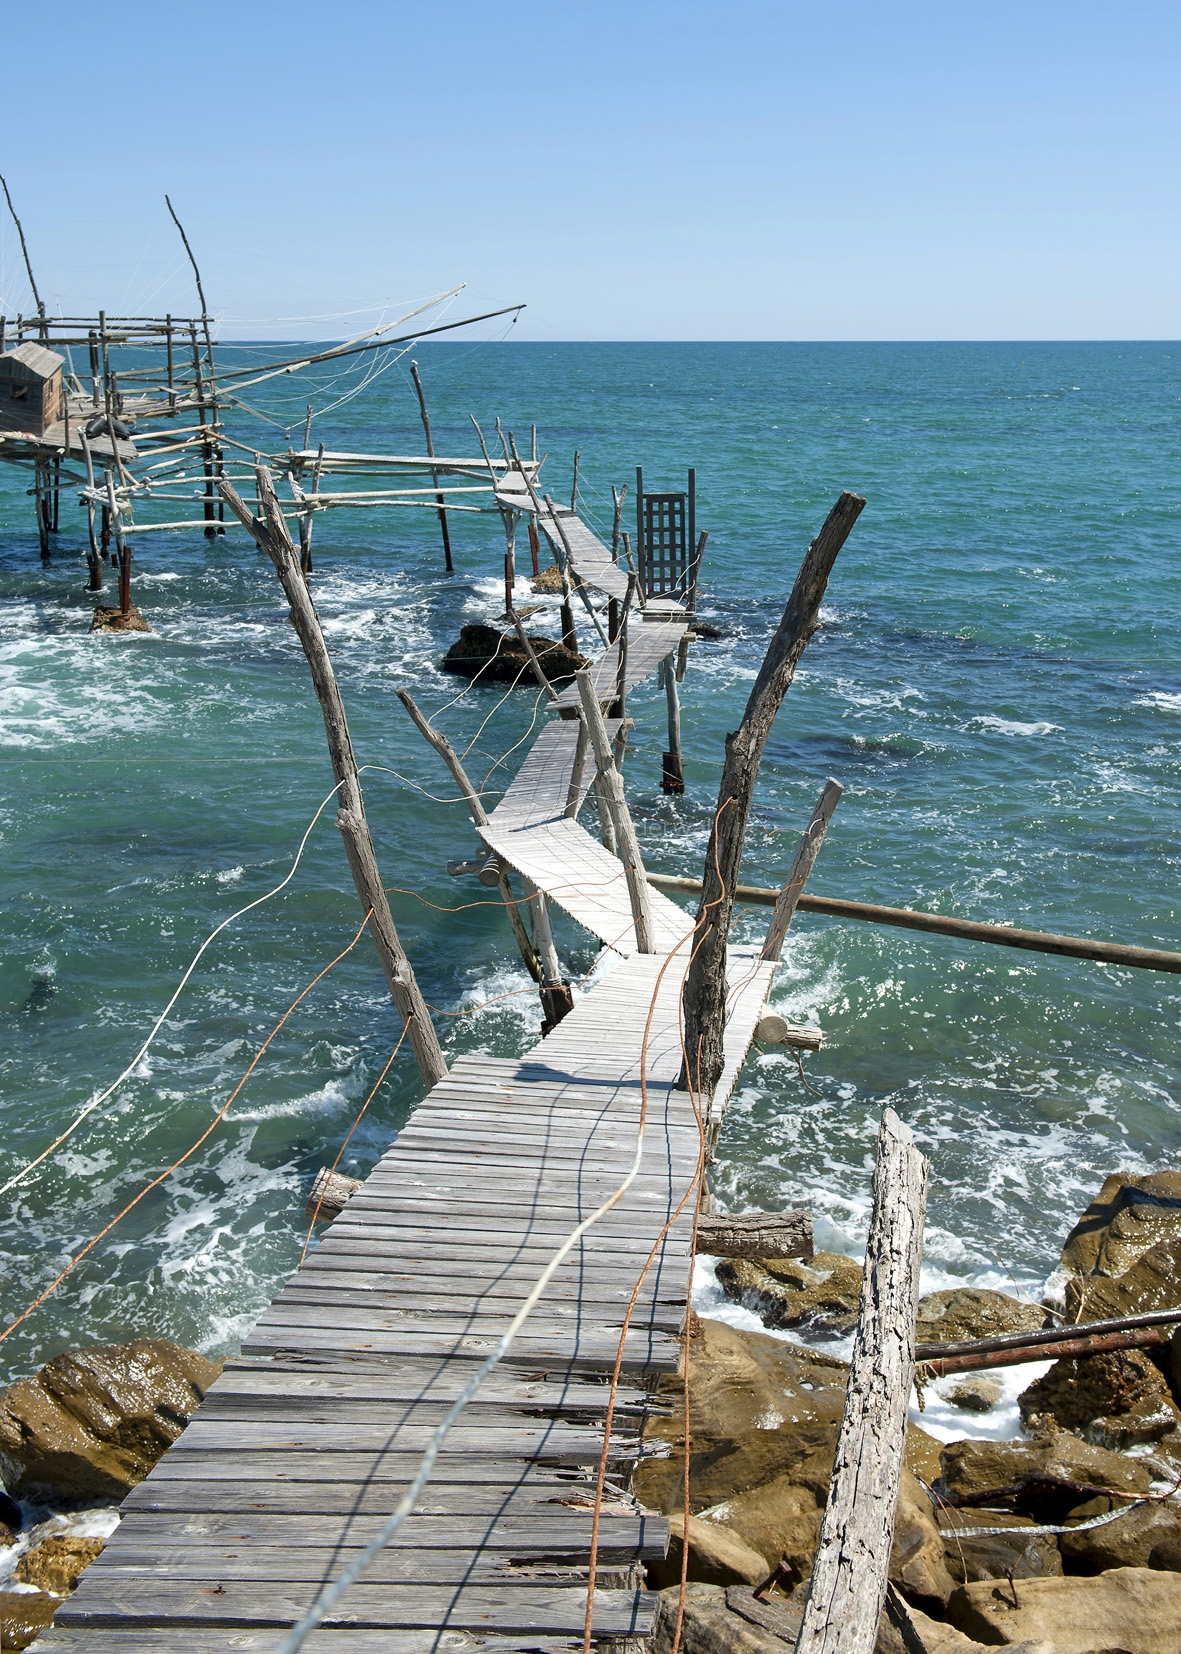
[[1135, 691, 1181, 714], [968, 715, 1063, 737]]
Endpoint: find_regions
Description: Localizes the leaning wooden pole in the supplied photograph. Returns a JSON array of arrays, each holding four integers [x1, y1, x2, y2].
[[576, 670, 655, 953], [680, 492, 865, 1097], [410, 360, 453, 573], [795, 1108, 928, 1654], [219, 470, 447, 1089], [762, 778, 844, 961]]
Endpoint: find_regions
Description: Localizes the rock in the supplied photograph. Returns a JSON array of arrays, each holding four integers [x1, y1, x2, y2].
[[1057, 1495, 1181, 1573], [13, 1534, 105, 1596], [694, 1475, 822, 1576], [651, 1581, 800, 1654], [439, 622, 588, 685], [904, 1603, 1057, 1653], [647, 1513, 768, 1588], [946, 1377, 1003, 1413], [891, 1467, 958, 1612], [0, 1491, 19, 1531], [940, 1508, 1063, 1586], [632, 1317, 940, 1516], [937, 1432, 1153, 1506], [714, 1252, 863, 1341], [1148, 1535, 1181, 1571], [91, 605, 152, 634], [0, 1338, 222, 1498], [0, 1526, 13, 1549], [1059, 1171, 1181, 1280], [529, 564, 565, 594], [0, 1589, 56, 1651], [1018, 1347, 1181, 1449], [948, 1566, 1181, 1652], [916, 1288, 1046, 1346]]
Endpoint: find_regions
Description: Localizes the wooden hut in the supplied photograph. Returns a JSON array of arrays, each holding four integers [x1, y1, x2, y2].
[[0, 342, 64, 436]]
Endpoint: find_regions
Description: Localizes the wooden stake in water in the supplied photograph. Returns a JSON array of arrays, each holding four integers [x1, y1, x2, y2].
[[410, 360, 453, 573]]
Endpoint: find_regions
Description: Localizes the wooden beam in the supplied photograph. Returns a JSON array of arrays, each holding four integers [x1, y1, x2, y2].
[[694, 1211, 813, 1260], [218, 471, 447, 1089], [680, 492, 865, 1097], [795, 1108, 928, 1654], [762, 778, 843, 961], [645, 875, 1181, 975], [575, 670, 654, 954]]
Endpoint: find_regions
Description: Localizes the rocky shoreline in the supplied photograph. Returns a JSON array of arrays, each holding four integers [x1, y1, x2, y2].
[[1, 1172, 1180, 1651]]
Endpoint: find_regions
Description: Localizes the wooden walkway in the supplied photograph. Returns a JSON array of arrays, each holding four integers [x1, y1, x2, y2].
[[34, 599, 779, 1654]]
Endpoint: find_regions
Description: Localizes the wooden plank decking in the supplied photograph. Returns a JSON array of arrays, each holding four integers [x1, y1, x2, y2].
[[32, 595, 779, 1654]]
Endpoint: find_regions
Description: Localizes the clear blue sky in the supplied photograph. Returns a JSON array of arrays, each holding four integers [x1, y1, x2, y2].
[[1, 0, 1176, 339]]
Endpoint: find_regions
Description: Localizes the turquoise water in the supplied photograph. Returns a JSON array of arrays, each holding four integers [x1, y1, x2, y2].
[[2, 341, 1179, 1383]]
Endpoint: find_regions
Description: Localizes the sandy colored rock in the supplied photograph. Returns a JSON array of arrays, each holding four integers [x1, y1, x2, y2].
[[891, 1467, 958, 1611], [916, 1287, 1046, 1346], [695, 1475, 821, 1575], [937, 1431, 1152, 1503], [1148, 1535, 1181, 1571], [14, 1533, 105, 1596], [1059, 1171, 1181, 1280], [947, 1376, 1003, 1413], [948, 1565, 1181, 1652], [0, 1338, 222, 1498], [715, 1251, 863, 1341], [648, 1512, 768, 1589], [529, 564, 565, 594], [0, 1588, 56, 1651], [940, 1507, 1062, 1586], [1018, 1346, 1181, 1449], [1057, 1495, 1181, 1573], [91, 605, 152, 634], [439, 622, 587, 686], [905, 1603, 1057, 1653], [651, 1582, 800, 1654]]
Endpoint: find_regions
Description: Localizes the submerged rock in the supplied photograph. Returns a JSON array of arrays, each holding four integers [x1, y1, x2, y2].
[[91, 605, 152, 634], [948, 1566, 1181, 1653], [714, 1251, 863, 1341], [945, 1377, 1003, 1413], [0, 1588, 55, 1651], [0, 1337, 222, 1498], [440, 622, 587, 685], [916, 1287, 1045, 1346], [1018, 1346, 1181, 1449]]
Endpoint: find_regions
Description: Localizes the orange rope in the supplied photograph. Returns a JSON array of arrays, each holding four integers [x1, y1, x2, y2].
[[0, 912, 373, 1349], [300, 1015, 410, 1264]]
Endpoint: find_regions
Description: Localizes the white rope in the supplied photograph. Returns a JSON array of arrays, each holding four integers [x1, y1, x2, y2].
[[271, 1067, 659, 1653], [0, 779, 345, 1199]]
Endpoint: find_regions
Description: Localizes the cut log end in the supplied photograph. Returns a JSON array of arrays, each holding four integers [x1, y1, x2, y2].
[[754, 1013, 822, 1051], [305, 1166, 363, 1223]]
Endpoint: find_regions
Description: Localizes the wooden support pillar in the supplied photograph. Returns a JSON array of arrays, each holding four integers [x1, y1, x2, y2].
[[762, 778, 843, 961], [795, 1109, 928, 1654], [610, 483, 627, 563], [576, 670, 654, 953], [661, 656, 684, 793], [34, 461, 49, 557], [219, 471, 447, 1090], [522, 873, 573, 1033], [680, 492, 865, 1099], [564, 721, 588, 818], [607, 598, 620, 642], [395, 687, 542, 985], [410, 360, 453, 573], [508, 609, 559, 702], [105, 474, 131, 614], [528, 521, 541, 579]]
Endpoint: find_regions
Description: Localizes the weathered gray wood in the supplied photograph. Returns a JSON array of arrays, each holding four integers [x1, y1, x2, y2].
[[753, 1014, 823, 1051], [795, 1107, 928, 1654], [71, 1546, 649, 1585], [575, 668, 654, 953], [305, 1167, 362, 1222], [681, 492, 865, 1097], [694, 1210, 813, 1260], [762, 778, 843, 961], [120, 1478, 619, 1517], [52, 1579, 654, 1635], [111, 1512, 668, 1555], [218, 472, 446, 1088], [408, 359, 453, 573], [35, 1631, 591, 1654]]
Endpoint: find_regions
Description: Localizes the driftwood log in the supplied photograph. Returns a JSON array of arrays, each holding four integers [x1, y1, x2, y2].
[[754, 1014, 823, 1051], [576, 669, 654, 953], [762, 778, 843, 961], [680, 493, 865, 1097], [918, 1322, 1172, 1378], [219, 471, 446, 1089], [305, 1167, 363, 1223], [694, 1210, 813, 1260], [795, 1107, 928, 1654]]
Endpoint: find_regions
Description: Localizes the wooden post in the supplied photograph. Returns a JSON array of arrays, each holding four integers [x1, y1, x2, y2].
[[570, 449, 580, 513], [611, 483, 627, 563], [219, 472, 447, 1089], [762, 779, 843, 961], [678, 530, 709, 682], [544, 494, 609, 648], [564, 721, 589, 818], [522, 873, 573, 1032], [84, 429, 102, 588], [508, 610, 559, 702], [680, 492, 865, 1099], [395, 688, 541, 984], [409, 360, 453, 573], [661, 657, 684, 793], [528, 520, 541, 578], [504, 548, 514, 616], [795, 1108, 928, 1654], [576, 670, 654, 953], [105, 473, 131, 614], [34, 461, 49, 557], [594, 779, 617, 854]]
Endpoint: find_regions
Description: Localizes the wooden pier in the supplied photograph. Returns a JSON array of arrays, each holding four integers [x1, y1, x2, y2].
[[32, 572, 780, 1653]]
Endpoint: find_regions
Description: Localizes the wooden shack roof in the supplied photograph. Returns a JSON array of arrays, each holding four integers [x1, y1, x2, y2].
[[0, 342, 65, 380]]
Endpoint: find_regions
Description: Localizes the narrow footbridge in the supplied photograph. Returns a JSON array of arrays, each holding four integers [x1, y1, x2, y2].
[[36, 552, 782, 1654]]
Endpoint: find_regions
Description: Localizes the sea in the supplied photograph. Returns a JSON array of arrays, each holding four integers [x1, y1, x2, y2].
[[1, 340, 1179, 1418]]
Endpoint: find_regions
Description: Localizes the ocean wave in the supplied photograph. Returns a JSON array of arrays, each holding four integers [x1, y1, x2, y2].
[[967, 715, 1063, 737]]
